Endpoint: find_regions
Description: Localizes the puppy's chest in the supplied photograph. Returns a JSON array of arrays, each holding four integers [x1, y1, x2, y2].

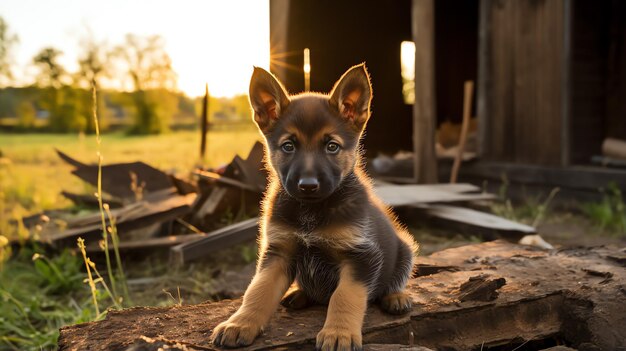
[[297, 209, 322, 233], [284, 208, 331, 244], [294, 245, 340, 303]]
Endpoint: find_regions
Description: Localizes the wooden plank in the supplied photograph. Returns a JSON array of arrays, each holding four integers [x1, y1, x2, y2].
[[55, 149, 176, 200], [413, 204, 536, 234], [44, 193, 197, 248], [170, 217, 259, 265], [412, 0, 438, 183], [450, 81, 474, 184], [269, 0, 290, 82], [200, 83, 209, 160], [373, 184, 495, 207], [61, 191, 123, 209], [85, 233, 207, 254], [456, 161, 626, 191], [193, 169, 259, 192], [561, 0, 572, 166], [376, 183, 481, 193], [238, 141, 267, 192], [477, 0, 492, 158], [194, 186, 227, 218]]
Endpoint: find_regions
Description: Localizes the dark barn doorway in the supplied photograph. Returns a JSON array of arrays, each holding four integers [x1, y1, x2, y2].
[[434, 0, 479, 127], [569, 0, 626, 165]]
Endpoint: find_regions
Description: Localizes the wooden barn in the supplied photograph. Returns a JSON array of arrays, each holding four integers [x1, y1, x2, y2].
[[268, 0, 626, 199]]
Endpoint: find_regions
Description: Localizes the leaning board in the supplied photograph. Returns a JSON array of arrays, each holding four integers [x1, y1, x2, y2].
[[373, 183, 495, 207]]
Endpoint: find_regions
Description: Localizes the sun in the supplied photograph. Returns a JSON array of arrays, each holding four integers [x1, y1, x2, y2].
[[171, 0, 270, 98]]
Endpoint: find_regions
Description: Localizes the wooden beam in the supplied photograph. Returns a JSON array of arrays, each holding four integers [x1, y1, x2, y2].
[[414, 204, 537, 235], [374, 183, 495, 207], [269, 0, 291, 82], [477, 0, 492, 158], [85, 234, 207, 254], [193, 169, 259, 192], [450, 81, 475, 184], [412, 0, 438, 183], [561, 0, 572, 166], [200, 83, 209, 161], [454, 161, 626, 191], [170, 217, 259, 265]]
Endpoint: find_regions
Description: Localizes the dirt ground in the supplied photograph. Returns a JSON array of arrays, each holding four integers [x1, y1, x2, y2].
[[58, 240, 626, 351]]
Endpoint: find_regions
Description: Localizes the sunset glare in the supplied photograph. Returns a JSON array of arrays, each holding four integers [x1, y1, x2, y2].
[[0, 0, 270, 97]]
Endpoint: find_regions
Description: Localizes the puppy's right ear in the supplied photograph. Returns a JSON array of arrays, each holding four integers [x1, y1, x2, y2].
[[249, 67, 290, 133]]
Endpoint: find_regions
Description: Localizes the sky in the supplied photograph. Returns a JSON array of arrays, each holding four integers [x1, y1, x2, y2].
[[0, 0, 270, 97]]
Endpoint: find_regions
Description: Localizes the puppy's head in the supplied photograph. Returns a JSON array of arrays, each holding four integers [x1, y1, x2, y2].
[[249, 64, 372, 202]]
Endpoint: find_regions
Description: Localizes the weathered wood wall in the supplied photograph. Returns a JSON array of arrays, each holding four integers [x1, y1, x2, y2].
[[412, 0, 438, 183], [480, 0, 565, 165]]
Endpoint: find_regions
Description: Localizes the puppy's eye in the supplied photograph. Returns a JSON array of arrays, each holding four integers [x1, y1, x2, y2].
[[281, 141, 295, 153], [326, 142, 340, 154]]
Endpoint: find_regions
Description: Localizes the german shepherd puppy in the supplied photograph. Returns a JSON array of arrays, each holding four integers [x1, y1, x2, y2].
[[211, 64, 418, 351]]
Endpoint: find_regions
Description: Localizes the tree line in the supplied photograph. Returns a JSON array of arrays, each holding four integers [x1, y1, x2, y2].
[[0, 17, 251, 134]]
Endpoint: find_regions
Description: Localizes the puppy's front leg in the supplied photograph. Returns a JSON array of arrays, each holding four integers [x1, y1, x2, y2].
[[316, 264, 368, 351], [211, 255, 292, 347]]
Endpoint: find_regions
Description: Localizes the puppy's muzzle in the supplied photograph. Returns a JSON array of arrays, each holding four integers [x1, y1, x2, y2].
[[298, 177, 320, 194]]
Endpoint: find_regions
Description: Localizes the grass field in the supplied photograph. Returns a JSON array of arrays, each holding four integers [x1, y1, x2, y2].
[[0, 129, 263, 232], [0, 128, 263, 350]]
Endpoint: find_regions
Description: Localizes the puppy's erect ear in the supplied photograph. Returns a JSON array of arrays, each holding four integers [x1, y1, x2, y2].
[[249, 67, 290, 133], [329, 63, 372, 131]]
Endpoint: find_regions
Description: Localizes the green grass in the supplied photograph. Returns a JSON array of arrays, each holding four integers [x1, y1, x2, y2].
[[0, 128, 263, 350], [0, 246, 97, 350], [0, 240, 258, 350], [488, 176, 560, 227], [0, 129, 262, 231], [581, 183, 626, 235]]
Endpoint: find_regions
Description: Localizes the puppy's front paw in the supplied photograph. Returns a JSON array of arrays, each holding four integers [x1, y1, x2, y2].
[[211, 316, 262, 348], [379, 291, 412, 315], [316, 326, 362, 351]]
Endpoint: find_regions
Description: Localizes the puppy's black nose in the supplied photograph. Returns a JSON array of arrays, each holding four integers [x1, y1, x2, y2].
[[298, 178, 319, 194]]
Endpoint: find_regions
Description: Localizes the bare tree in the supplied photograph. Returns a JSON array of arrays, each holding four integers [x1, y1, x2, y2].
[[0, 16, 19, 87], [114, 34, 176, 91], [33, 47, 66, 89], [113, 34, 177, 133], [77, 36, 109, 90], [32, 47, 81, 131], [77, 33, 111, 131]]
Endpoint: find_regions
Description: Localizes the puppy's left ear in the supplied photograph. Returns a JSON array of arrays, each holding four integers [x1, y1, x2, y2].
[[249, 67, 290, 134], [329, 63, 372, 131]]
